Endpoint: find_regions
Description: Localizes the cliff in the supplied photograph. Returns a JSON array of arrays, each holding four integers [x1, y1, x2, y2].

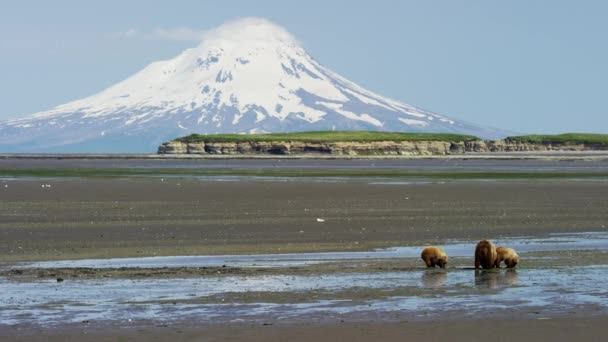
[[157, 139, 608, 156]]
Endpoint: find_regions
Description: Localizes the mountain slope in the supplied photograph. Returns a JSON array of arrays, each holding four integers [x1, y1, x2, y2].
[[0, 18, 507, 153]]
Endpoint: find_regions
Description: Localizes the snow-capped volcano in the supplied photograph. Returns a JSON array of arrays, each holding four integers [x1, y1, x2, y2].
[[0, 18, 505, 152]]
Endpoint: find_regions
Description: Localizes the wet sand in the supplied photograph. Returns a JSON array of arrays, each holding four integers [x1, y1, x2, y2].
[[3, 236, 607, 326], [3, 154, 608, 171], [5, 317, 608, 342], [1, 178, 608, 262], [2, 158, 608, 340]]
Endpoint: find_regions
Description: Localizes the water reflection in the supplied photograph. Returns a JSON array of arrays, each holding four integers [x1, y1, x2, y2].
[[3, 266, 608, 327], [421, 270, 448, 288], [474, 269, 518, 289]]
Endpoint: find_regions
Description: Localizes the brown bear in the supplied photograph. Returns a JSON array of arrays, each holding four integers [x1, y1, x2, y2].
[[421, 246, 448, 268], [494, 247, 520, 268], [474, 240, 497, 269]]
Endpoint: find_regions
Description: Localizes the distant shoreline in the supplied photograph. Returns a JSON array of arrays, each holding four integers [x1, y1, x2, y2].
[[3, 151, 608, 161]]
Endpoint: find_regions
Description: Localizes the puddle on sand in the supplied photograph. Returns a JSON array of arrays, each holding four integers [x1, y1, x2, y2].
[[19, 231, 608, 269], [1, 266, 607, 326]]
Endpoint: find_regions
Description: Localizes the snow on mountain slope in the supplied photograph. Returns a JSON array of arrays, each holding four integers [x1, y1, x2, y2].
[[0, 18, 507, 153]]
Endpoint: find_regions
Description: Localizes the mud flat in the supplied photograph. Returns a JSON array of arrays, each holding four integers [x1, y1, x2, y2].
[[4, 317, 607, 342], [1, 159, 608, 340], [2, 232, 608, 340], [1, 177, 608, 262]]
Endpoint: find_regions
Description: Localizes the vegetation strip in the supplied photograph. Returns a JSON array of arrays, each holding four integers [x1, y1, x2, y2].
[[176, 131, 479, 143], [506, 133, 608, 145]]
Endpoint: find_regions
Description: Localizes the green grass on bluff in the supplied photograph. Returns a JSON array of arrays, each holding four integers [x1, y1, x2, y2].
[[507, 133, 608, 145], [175, 131, 480, 143]]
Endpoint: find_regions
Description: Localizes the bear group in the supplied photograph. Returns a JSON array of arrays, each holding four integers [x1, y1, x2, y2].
[[421, 240, 519, 269]]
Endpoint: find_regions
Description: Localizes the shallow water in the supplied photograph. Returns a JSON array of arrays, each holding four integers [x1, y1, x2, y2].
[[20, 231, 608, 269], [1, 266, 607, 326], [1, 232, 608, 326]]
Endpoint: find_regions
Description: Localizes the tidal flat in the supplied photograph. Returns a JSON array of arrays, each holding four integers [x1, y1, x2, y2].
[[1, 157, 608, 340], [2, 233, 608, 339]]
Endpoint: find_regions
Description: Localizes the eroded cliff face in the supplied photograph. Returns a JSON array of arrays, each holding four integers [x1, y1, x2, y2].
[[481, 140, 608, 152], [158, 140, 465, 155], [157, 140, 608, 155]]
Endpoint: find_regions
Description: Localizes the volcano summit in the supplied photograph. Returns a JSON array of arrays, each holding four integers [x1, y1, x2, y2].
[[0, 18, 504, 153]]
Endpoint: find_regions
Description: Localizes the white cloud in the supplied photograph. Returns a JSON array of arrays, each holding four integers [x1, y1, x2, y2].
[[108, 27, 206, 42], [151, 27, 206, 42], [108, 18, 296, 45]]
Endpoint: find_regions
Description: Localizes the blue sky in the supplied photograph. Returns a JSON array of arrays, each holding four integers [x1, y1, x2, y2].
[[1, 0, 607, 134]]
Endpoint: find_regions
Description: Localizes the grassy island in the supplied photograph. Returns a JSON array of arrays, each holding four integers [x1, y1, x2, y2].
[[506, 133, 608, 145]]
